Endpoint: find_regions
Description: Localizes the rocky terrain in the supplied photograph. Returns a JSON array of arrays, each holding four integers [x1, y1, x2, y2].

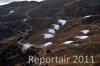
[[0, 0, 100, 66]]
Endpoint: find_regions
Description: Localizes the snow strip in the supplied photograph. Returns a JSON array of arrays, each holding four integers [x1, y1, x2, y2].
[[52, 24, 60, 30], [42, 33, 54, 39], [72, 44, 80, 47], [48, 29, 56, 34], [9, 10, 14, 14], [83, 15, 92, 18], [63, 41, 74, 44], [58, 19, 67, 26], [42, 42, 53, 47], [23, 19, 27, 22], [80, 30, 90, 34], [22, 43, 33, 51], [75, 36, 89, 39]]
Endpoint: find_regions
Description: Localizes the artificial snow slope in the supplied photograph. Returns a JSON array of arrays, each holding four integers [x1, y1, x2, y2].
[[0, 0, 100, 66]]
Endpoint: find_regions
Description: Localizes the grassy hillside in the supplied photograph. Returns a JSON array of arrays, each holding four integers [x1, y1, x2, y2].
[[0, 0, 100, 66]]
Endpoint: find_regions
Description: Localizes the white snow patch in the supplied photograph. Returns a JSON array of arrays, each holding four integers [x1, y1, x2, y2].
[[75, 36, 89, 39], [84, 15, 92, 18], [9, 10, 14, 14], [52, 24, 60, 30], [63, 41, 74, 44], [42, 42, 53, 47], [48, 29, 56, 34], [80, 30, 90, 34], [42, 33, 54, 39], [23, 19, 27, 22], [22, 43, 33, 51], [72, 44, 80, 47], [58, 19, 67, 26]]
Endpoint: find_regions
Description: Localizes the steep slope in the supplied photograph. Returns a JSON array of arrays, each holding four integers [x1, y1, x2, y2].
[[28, 0, 100, 17], [0, 0, 100, 66]]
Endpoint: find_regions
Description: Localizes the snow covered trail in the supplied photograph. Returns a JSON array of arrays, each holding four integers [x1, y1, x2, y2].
[[39, 19, 68, 48], [42, 19, 67, 39]]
